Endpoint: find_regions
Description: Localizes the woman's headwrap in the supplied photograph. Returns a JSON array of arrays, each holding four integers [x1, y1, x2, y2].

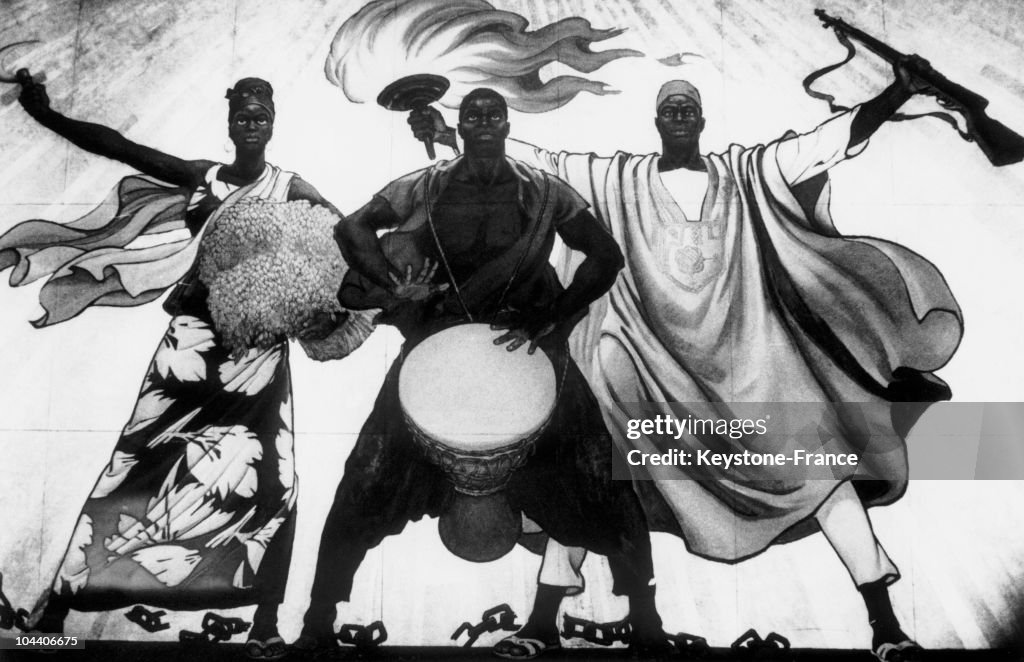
[[226, 77, 275, 119]]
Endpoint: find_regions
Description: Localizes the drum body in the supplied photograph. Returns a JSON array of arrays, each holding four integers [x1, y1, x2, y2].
[[398, 323, 558, 561], [411, 431, 536, 497], [399, 323, 557, 494]]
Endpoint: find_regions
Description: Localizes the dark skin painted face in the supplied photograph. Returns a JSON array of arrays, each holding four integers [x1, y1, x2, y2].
[[458, 94, 510, 158], [228, 104, 274, 155], [655, 95, 705, 148]]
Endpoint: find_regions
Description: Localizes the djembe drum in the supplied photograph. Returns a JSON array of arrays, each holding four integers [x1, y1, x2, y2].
[[399, 324, 557, 562]]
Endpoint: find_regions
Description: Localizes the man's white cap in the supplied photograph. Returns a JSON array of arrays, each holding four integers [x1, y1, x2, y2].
[[656, 80, 702, 111]]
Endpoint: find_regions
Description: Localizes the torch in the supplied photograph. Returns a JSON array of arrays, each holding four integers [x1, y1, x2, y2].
[[377, 74, 450, 159]]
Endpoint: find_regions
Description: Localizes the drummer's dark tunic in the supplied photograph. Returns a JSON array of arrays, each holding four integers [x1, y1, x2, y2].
[[308, 156, 654, 614]]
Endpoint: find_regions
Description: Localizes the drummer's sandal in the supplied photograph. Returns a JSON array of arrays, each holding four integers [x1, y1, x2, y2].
[[874, 639, 923, 662], [493, 635, 561, 659], [290, 632, 340, 657], [244, 636, 287, 660]]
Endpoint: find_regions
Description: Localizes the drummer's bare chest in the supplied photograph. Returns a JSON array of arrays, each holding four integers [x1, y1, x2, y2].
[[430, 179, 524, 257]]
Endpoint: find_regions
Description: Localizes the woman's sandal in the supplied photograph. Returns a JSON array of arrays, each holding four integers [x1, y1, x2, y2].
[[244, 635, 288, 660], [492, 635, 561, 659]]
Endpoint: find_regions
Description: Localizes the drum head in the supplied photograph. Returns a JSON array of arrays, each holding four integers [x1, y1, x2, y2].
[[399, 324, 557, 451]]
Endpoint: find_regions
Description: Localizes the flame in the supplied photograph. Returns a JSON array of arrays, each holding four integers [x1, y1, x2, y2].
[[325, 0, 642, 113]]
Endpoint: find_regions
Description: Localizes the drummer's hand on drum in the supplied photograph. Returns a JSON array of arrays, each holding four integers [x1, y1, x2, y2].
[[491, 316, 556, 355], [389, 259, 449, 301]]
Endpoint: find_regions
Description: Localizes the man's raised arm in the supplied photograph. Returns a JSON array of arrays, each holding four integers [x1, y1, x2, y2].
[[776, 55, 934, 186]]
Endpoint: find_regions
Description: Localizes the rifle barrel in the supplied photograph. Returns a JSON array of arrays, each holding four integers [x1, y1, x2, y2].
[[814, 9, 1024, 166], [816, 10, 905, 63]]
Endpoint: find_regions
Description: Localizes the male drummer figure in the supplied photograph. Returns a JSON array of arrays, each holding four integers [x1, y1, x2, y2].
[[294, 88, 671, 657]]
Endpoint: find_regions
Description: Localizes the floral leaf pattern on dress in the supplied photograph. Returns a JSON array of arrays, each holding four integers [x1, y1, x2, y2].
[[123, 389, 175, 436], [91, 450, 139, 499], [79, 337, 295, 604], [186, 425, 263, 500], [279, 392, 292, 433], [219, 346, 283, 395], [154, 316, 216, 382], [145, 408, 202, 448], [206, 506, 257, 549], [243, 515, 286, 576], [44, 173, 299, 609], [53, 514, 93, 595], [131, 545, 202, 587], [275, 427, 295, 490]]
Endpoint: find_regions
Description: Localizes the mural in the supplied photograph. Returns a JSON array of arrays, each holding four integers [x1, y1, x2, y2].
[[0, 0, 1022, 659]]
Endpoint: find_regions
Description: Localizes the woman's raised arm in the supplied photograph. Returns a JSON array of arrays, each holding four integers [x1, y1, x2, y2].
[[19, 79, 213, 189]]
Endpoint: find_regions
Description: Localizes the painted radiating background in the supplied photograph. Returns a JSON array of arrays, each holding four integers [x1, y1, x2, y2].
[[1, 0, 1023, 650]]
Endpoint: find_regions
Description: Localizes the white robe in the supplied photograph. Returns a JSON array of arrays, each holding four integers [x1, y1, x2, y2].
[[506, 109, 962, 562]]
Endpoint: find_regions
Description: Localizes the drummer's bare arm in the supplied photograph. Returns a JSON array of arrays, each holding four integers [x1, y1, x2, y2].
[[493, 208, 622, 353], [334, 196, 400, 290], [552, 209, 624, 324], [333, 196, 444, 301]]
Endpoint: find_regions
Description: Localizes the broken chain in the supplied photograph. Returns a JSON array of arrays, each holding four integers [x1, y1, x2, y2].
[[0, 573, 32, 632], [124, 605, 170, 633], [451, 603, 520, 647], [336, 620, 388, 648], [561, 614, 631, 646], [730, 628, 791, 658], [667, 631, 712, 658], [179, 612, 251, 644]]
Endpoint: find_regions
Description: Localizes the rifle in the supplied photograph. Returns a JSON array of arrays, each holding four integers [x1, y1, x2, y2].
[[814, 9, 1024, 166]]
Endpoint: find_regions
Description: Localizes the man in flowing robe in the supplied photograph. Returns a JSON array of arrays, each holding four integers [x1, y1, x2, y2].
[[412, 57, 962, 661]]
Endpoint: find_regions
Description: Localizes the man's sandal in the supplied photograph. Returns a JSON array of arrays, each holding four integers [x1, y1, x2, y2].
[[874, 639, 923, 662], [290, 633, 341, 658], [244, 635, 288, 660], [493, 635, 561, 659]]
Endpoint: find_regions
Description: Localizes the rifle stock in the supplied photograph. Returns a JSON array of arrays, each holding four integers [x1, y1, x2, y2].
[[923, 72, 1024, 167], [815, 9, 1024, 166]]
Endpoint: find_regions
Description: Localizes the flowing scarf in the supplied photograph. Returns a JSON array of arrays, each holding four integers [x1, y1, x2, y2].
[[0, 170, 276, 327]]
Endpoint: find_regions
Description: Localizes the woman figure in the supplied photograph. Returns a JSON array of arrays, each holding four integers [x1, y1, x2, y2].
[[2, 76, 341, 660]]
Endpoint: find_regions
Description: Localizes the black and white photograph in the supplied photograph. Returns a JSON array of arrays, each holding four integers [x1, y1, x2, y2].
[[0, 1, 1022, 660]]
